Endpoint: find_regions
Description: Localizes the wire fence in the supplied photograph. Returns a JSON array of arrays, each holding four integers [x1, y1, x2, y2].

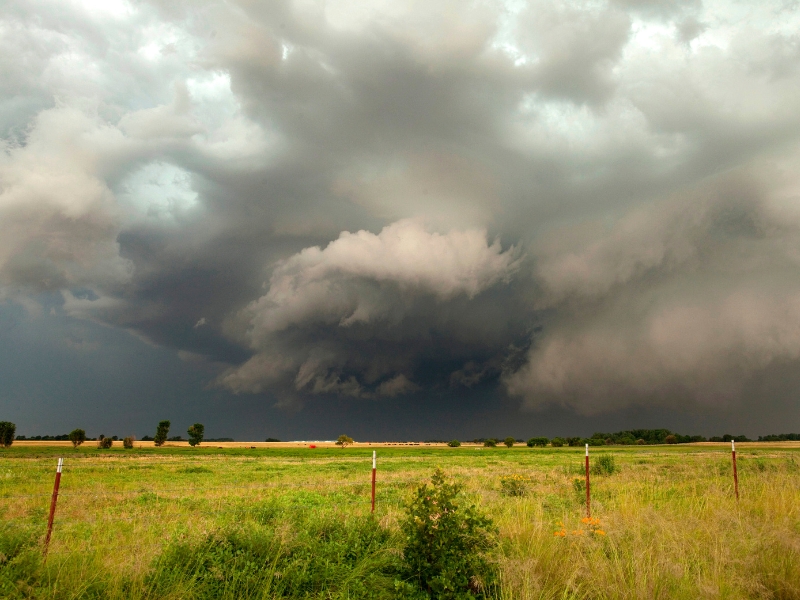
[[0, 445, 755, 557]]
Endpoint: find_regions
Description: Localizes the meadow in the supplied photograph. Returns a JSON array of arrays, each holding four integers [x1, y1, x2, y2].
[[1, 443, 799, 599]]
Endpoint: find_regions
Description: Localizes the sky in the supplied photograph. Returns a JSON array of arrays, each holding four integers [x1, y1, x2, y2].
[[2, 0, 800, 441]]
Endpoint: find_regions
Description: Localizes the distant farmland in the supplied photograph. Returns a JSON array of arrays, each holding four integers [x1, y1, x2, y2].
[[1, 443, 799, 599]]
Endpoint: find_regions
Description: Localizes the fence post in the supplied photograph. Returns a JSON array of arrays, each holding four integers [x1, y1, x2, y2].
[[371, 450, 376, 513], [585, 443, 591, 518], [731, 440, 739, 501], [44, 457, 63, 556]]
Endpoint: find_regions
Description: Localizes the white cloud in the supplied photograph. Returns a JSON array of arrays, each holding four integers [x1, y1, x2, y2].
[[0, 107, 131, 291], [244, 219, 519, 337]]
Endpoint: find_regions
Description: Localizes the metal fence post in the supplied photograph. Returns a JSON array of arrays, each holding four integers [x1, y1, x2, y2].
[[44, 457, 63, 556]]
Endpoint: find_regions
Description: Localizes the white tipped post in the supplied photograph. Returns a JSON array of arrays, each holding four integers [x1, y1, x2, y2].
[[585, 444, 591, 518], [731, 440, 739, 501], [371, 451, 376, 513], [44, 458, 64, 556]]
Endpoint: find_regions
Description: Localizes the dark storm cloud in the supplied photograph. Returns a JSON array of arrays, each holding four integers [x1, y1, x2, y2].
[[3, 0, 800, 430]]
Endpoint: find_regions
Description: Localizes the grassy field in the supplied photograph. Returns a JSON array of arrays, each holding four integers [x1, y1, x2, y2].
[[1, 443, 800, 599]]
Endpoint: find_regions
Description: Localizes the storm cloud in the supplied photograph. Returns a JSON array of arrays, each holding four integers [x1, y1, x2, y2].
[[3, 0, 800, 435]]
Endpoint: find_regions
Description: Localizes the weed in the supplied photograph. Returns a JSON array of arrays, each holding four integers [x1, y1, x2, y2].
[[591, 454, 618, 476], [499, 475, 529, 497]]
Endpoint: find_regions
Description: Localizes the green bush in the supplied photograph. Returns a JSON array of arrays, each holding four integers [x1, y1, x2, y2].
[[591, 454, 617, 476], [448, 440, 461, 447], [503, 437, 515, 448], [123, 436, 134, 449], [0, 421, 15, 447], [551, 437, 564, 447], [400, 468, 497, 598], [526, 437, 549, 447], [483, 439, 497, 448], [98, 435, 113, 449], [68, 428, 86, 448], [188, 423, 205, 447]]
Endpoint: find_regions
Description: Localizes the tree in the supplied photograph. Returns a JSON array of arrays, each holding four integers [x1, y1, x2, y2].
[[0, 422, 16, 448], [187, 423, 204, 447], [123, 436, 135, 449], [527, 437, 549, 447], [335, 434, 354, 448], [665, 434, 677, 444], [551, 437, 565, 447], [98, 435, 113, 449], [447, 440, 461, 447], [504, 437, 515, 448], [68, 429, 86, 448], [154, 420, 171, 447], [483, 439, 497, 448]]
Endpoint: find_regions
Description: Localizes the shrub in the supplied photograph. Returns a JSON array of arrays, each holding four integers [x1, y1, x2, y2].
[[504, 437, 515, 448], [68, 428, 86, 448], [123, 436, 135, 449], [483, 439, 497, 448], [499, 474, 529, 497], [551, 437, 564, 447], [154, 420, 171, 447], [636, 438, 646, 445], [665, 434, 677, 444], [0, 422, 15, 447], [400, 468, 497, 598], [591, 454, 617, 476], [98, 435, 113, 449], [187, 423, 204, 447], [566, 437, 583, 447], [448, 440, 461, 447], [265, 437, 280, 442], [336, 434, 354, 447]]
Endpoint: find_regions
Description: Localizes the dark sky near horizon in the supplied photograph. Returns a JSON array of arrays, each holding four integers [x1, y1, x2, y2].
[[3, 0, 800, 440]]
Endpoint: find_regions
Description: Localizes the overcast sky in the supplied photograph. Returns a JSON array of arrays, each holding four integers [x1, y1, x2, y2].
[[3, 0, 800, 440]]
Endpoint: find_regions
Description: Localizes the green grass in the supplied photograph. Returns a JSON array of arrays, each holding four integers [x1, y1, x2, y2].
[[2, 445, 800, 598]]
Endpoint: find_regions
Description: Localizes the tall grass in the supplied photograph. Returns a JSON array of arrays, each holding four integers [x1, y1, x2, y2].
[[1, 445, 799, 598]]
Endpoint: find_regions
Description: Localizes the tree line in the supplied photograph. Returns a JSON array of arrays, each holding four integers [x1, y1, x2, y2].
[[0, 421, 206, 448], [3, 422, 800, 448]]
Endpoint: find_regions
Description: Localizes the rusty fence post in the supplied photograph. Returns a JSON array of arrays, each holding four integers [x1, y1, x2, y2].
[[585, 443, 591, 518], [43, 457, 63, 556], [731, 440, 739, 501], [371, 451, 376, 513]]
